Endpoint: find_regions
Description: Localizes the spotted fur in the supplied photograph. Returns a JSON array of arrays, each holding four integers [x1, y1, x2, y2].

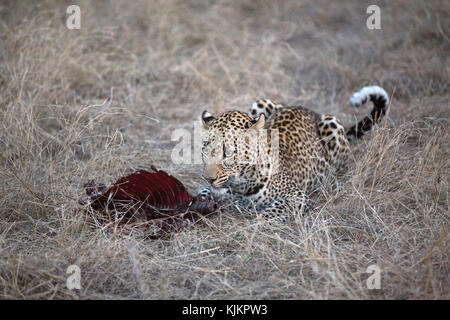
[[199, 86, 390, 220]]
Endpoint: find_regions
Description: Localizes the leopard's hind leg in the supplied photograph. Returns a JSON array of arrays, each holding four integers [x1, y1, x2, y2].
[[316, 114, 350, 175]]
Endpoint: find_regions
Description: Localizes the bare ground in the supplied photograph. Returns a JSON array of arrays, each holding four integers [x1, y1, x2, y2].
[[0, 0, 448, 299]]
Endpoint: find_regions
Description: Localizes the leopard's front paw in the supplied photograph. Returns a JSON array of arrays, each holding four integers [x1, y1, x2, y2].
[[197, 185, 213, 200], [197, 185, 231, 203]]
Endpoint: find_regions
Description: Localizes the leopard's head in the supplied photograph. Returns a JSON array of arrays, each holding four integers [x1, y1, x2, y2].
[[200, 110, 266, 191]]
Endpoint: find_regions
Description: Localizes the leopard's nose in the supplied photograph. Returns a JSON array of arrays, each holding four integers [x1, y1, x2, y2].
[[203, 176, 215, 184], [203, 164, 219, 184]]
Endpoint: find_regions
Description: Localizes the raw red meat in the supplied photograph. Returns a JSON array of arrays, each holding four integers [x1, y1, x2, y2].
[[79, 166, 219, 237]]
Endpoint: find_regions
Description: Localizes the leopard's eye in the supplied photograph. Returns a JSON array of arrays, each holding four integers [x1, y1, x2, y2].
[[224, 149, 234, 158], [202, 147, 210, 156]]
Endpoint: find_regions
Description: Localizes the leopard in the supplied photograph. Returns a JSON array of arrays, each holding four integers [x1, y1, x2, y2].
[[198, 86, 390, 221]]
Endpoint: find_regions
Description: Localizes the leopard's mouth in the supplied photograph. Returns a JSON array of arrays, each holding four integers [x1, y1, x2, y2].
[[210, 178, 228, 189], [208, 185, 229, 197]]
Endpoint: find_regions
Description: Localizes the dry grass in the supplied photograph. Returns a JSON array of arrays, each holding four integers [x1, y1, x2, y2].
[[0, 0, 448, 299]]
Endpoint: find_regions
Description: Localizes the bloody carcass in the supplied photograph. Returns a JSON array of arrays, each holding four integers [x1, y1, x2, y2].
[[79, 166, 219, 237]]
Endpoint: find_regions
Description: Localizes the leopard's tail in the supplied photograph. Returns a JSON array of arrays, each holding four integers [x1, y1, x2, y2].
[[345, 85, 390, 141]]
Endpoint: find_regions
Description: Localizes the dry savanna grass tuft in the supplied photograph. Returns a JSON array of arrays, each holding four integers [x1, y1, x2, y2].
[[0, 0, 448, 299]]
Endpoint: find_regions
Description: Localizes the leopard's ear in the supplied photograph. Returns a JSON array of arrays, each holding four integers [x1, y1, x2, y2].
[[201, 110, 216, 128], [250, 113, 265, 129]]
